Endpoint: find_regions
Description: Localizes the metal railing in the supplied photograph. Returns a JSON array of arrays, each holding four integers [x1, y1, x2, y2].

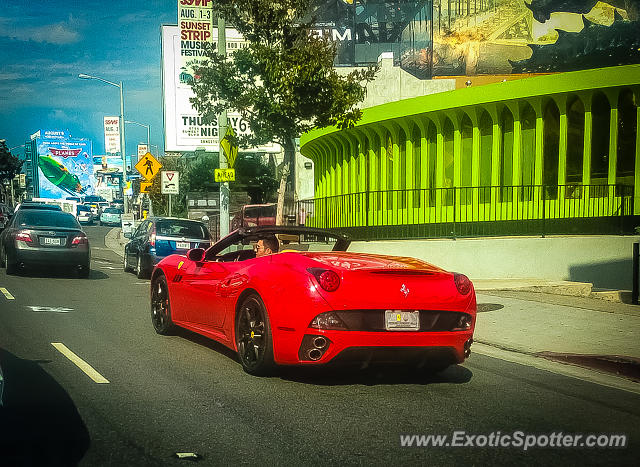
[[295, 184, 635, 240]]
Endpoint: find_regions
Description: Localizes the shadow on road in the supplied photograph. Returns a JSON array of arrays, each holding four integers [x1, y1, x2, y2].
[[0, 347, 90, 466], [9, 266, 109, 280], [279, 364, 473, 386]]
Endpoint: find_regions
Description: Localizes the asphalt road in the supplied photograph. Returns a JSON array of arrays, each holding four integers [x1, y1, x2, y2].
[[0, 225, 638, 466]]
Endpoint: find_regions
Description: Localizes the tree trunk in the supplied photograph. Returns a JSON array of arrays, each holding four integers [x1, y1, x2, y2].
[[275, 139, 296, 225]]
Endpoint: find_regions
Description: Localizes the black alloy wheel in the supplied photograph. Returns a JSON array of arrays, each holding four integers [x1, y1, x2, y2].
[[235, 294, 274, 376], [151, 274, 174, 335]]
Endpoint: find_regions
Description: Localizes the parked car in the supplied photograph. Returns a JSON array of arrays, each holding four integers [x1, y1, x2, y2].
[[0, 203, 12, 229], [0, 208, 90, 277], [231, 203, 276, 230], [149, 226, 476, 376], [124, 217, 212, 279], [76, 204, 94, 225], [100, 207, 122, 226]]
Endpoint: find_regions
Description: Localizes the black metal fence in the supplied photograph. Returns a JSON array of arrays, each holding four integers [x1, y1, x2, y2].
[[294, 184, 636, 240]]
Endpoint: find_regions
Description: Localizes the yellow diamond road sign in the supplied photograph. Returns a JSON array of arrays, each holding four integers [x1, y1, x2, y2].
[[135, 152, 162, 181], [220, 125, 238, 169]]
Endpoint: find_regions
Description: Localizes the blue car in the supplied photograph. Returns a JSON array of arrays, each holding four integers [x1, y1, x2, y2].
[[123, 217, 212, 279]]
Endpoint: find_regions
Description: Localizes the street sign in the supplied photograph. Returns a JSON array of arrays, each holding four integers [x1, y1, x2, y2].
[[121, 213, 135, 237], [135, 152, 162, 181], [161, 171, 179, 194], [214, 168, 235, 182], [220, 125, 238, 168], [140, 181, 152, 193]]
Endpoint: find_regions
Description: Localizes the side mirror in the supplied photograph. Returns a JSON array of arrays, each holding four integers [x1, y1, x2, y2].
[[123, 232, 132, 239], [187, 248, 206, 263]]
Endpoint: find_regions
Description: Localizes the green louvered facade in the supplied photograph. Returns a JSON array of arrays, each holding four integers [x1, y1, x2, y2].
[[299, 65, 640, 239]]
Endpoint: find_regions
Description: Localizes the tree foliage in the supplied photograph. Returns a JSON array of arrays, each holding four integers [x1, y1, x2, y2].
[[189, 0, 377, 222], [0, 139, 23, 185]]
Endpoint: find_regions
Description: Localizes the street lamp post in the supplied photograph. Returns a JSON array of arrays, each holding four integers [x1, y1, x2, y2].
[[125, 120, 150, 150], [78, 73, 128, 213]]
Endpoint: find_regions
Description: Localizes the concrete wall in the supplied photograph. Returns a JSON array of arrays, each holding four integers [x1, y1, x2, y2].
[[336, 53, 456, 109], [349, 235, 640, 290]]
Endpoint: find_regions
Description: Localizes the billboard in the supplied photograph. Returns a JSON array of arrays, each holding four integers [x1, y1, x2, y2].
[[93, 155, 124, 194], [162, 25, 281, 153], [104, 116, 120, 154], [35, 130, 94, 199], [431, 0, 640, 75], [309, 1, 639, 77]]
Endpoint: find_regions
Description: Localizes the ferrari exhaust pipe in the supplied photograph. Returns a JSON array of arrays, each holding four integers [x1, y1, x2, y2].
[[313, 336, 327, 349], [308, 349, 323, 361]]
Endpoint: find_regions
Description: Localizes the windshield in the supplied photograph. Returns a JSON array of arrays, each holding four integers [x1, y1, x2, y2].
[[244, 205, 276, 218], [156, 220, 209, 239], [77, 206, 91, 213], [17, 211, 80, 229], [103, 208, 121, 214]]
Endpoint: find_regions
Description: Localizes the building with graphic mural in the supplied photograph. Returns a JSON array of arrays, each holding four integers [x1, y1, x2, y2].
[[23, 130, 94, 200]]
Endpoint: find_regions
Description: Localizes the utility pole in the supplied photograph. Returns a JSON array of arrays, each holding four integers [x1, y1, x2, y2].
[[218, 14, 229, 238]]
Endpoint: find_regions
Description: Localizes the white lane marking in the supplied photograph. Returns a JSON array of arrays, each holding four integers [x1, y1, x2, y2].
[[27, 306, 73, 313], [473, 342, 640, 395], [0, 287, 15, 300], [135, 282, 149, 285], [51, 342, 109, 384], [97, 266, 122, 270]]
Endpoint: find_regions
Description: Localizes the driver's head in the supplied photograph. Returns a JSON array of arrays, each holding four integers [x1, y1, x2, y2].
[[255, 234, 279, 257]]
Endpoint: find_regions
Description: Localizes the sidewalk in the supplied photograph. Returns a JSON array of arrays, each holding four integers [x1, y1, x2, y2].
[[101, 227, 639, 385], [105, 227, 126, 258]]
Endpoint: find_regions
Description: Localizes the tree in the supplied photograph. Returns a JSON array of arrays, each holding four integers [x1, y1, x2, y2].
[[190, 0, 377, 224], [0, 139, 23, 204], [234, 153, 279, 204]]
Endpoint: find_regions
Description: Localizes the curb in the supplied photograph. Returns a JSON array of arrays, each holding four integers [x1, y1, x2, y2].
[[104, 227, 125, 258]]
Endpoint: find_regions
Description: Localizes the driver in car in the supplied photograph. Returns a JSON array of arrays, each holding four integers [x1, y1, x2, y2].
[[254, 235, 279, 257]]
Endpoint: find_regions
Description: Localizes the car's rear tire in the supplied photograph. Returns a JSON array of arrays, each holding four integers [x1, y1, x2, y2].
[[136, 254, 149, 279], [151, 274, 175, 335], [0, 246, 5, 268], [4, 248, 17, 275], [123, 252, 133, 273], [235, 294, 275, 376]]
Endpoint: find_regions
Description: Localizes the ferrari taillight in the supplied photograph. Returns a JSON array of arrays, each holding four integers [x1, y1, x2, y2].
[[15, 231, 32, 242], [454, 273, 472, 295], [307, 268, 340, 292]]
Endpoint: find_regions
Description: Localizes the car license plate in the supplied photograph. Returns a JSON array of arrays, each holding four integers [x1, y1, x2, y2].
[[42, 237, 61, 246], [385, 310, 419, 331], [176, 241, 191, 250]]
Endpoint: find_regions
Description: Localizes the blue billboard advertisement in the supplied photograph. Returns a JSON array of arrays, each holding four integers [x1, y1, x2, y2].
[[36, 130, 94, 199]]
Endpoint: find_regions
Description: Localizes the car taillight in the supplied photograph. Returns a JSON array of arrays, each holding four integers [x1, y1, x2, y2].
[[309, 311, 348, 330], [307, 268, 340, 292], [454, 273, 472, 295], [15, 231, 32, 242], [452, 314, 473, 331], [149, 226, 156, 247], [71, 235, 88, 246]]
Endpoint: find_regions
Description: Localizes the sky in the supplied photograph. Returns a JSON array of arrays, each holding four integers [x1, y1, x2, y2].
[[0, 0, 177, 159]]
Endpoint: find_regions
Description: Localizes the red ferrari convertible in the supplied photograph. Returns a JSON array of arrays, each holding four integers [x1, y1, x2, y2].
[[150, 226, 476, 375]]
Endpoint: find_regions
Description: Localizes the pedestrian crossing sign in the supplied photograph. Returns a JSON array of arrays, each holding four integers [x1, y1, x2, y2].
[[220, 125, 238, 169], [135, 152, 162, 181]]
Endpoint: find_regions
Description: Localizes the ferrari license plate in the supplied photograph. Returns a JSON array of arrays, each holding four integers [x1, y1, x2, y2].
[[385, 310, 419, 331], [42, 237, 61, 246], [176, 241, 190, 250]]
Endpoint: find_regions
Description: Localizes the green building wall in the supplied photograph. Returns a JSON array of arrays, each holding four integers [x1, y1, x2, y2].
[[300, 65, 640, 236]]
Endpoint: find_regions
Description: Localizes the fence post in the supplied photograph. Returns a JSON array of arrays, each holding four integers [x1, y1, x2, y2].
[[541, 185, 546, 238], [633, 242, 639, 305]]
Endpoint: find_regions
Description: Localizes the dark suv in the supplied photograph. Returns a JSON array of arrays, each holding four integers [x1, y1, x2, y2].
[[124, 217, 212, 279]]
